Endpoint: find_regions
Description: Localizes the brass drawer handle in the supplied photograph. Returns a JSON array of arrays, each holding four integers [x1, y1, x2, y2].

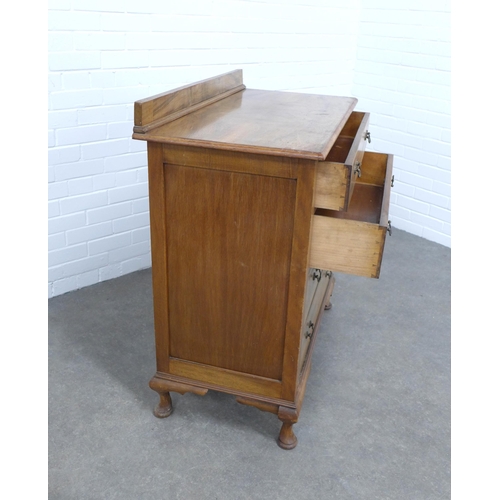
[[312, 269, 322, 282], [388, 220, 392, 236], [365, 131, 371, 143], [305, 321, 314, 339], [354, 161, 362, 178]]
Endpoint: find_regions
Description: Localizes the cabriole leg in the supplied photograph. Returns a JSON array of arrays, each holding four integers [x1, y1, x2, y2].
[[277, 406, 299, 450], [278, 422, 297, 449], [149, 374, 208, 419], [153, 391, 173, 418]]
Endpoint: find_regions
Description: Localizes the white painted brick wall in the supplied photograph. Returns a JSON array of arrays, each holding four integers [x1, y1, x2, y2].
[[48, 0, 450, 298], [353, 0, 451, 246]]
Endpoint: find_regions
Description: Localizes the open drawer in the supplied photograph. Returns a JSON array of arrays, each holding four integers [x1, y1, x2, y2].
[[309, 152, 393, 279], [314, 111, 371, 212]]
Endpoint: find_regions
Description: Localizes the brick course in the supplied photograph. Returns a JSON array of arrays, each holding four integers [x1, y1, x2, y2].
[[48, 0, 450, 297]]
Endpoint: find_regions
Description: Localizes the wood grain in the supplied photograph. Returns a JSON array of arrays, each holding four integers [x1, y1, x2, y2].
[[169, 358, 282, 399], [134, 88, 357, 160], [317, 185, 384, 224], [165, 164, 296, 380], [147, 142, 170, 372], [279, 162, 317, 402], [134, 69, 244, 133], [310, 214, 386, 278], [163, 143, 298, 179]]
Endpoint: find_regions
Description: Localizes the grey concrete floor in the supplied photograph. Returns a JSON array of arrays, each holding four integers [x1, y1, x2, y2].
[[48, 228, 450, 500]]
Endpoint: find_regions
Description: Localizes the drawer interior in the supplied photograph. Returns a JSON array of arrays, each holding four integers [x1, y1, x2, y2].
[[315, 152, 390, 225], [315, 185, 382, 224], [325, 111, 365, 163]]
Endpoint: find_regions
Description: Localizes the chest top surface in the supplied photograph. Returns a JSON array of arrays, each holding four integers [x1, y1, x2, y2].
[[133, 71, 357, 160]]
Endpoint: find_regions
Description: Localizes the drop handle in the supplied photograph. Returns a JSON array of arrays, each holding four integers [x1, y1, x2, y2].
[[387, 220, 392, 236], [305, 321, 314, 339], [354, 161, 362, 178], [365, 131, 371, 143], [312, 269, 322, 282], [391, 175, 394, 187]]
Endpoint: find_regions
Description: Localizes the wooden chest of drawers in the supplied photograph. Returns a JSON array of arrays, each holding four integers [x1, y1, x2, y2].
[[132, 70, 393, 449]]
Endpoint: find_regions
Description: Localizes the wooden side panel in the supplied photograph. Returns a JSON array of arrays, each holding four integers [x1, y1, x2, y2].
[[165, 164, 296, 380], [135, 88, 357, 160], [147, 142, 170, 372]]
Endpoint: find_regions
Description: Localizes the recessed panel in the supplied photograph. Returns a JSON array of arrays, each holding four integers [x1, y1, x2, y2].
[[165, 164, 296, 380]]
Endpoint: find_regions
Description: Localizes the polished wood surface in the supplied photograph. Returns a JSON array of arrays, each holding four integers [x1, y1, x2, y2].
[[134, 88, 357, 160], [314, 160, 349, 211], [168, 359, 283, 399]]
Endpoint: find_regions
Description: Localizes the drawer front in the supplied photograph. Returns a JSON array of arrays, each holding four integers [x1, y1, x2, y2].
[[309, 152, 393, 279], [298, 270, 330, 371], [314, 112, 370, 212], [304, 267, 321, 315]]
